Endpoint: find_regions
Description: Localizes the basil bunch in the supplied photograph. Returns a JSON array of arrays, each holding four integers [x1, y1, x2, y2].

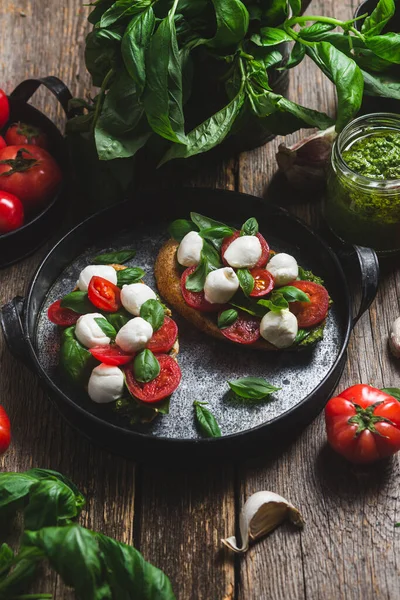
[[67, 0, 400, 191], [0, 469, 175, 599]]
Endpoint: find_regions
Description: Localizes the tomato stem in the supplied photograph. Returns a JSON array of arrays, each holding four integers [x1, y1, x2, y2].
[[348, 402, 394, 436], [0, 148, 38, 176]]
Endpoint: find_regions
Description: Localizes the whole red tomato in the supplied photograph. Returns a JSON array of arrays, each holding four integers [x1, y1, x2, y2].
[[0, 145, 62, 212], [0, 405, 11, 455], [0, 191, 24, 233], [5, 122, 49, 150], [325, 384, 400, 464], [0, 90, 9, 129]]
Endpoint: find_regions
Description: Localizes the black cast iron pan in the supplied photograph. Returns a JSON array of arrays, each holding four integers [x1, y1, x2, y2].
[[1, 189, 379, 462]]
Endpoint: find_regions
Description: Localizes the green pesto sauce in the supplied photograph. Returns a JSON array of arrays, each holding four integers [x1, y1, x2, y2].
[[342, 132, 400, 180]]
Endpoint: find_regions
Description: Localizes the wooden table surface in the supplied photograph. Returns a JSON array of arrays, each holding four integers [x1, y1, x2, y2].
[[1, 1, 400, 598]]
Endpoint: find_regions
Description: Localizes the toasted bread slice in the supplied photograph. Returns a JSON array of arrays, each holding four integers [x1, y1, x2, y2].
[[155, 239, 276, 351]]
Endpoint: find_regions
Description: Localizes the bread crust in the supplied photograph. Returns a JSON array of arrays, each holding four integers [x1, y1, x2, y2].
[[154, 239, 276, 351]]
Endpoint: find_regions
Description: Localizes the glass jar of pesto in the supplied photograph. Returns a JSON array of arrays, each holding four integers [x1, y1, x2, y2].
[[325, 113, 400, 255]]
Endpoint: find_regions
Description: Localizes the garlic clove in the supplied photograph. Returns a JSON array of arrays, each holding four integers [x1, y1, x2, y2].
[[389, 317, 400, 358], [276, 126, 337, 192], [221, 491, 303, 554]]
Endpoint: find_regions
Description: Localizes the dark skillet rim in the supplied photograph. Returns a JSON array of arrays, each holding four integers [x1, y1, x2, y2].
[[22, 188, 352, 447]]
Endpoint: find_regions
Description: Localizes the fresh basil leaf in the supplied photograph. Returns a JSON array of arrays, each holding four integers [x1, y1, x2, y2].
[[193, 401, 221, 438], [278, 286, 310, 303], [276, 96, 334, 130], [94, 317, 117, 340], [207, 0, 249, 48], [263, 50, 284, 69], [298, 266, 324, 285], [228, 377, 281, 399], [97, 532, 176, 599], [241, 217, 258, 236], [117, 267, 145, 286], [199, 225, 234, 240], [25, 469, 85, 502], [168, 219, 197, 241], [159, 92, 245, 164], [24, 525, 110, 599], [93, 249, 136, 264], [88, 0, 115, 25], [280, 41, 306, 70], [306, 43, 364, 131], [218, 309, 238, 329], [237, 269, 254, 297], [258, 292, 289, 312], [362, 0, 396, 36], [362, 70, 400, 99], [299, 22, 336, 42], [0, 472, 38, 512], [0, 547, 46, 598], [106, 309, 131, 332], [297, 323, 325, 346], [190, 212, 228, 232], [115, 396, 170, 423], [60, 291, 93, 314], [140, 299, 165, 331], [133, 349, 160, 383], [95, 114, 152, 161], [60, 327, 93, 383], [251, 27, 293, 46], [288, 0, 301, 16], [144, 5, 186, 144], [24, 479, 84, 531], [366, 33, 400, 64], [100, 0, 152, 27], [230, 298, 266, 318], [382, 388, 400, 401], [185, 255, 209, 292], [84, 30, 118, 88], [0, 543, 14, 577], [122, 7, 155, 92]]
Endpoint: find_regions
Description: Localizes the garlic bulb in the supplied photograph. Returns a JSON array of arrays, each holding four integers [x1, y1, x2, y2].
[[276, 126, 337, 191], [221, 491, 303, 553], [389, 317, 400, 358]]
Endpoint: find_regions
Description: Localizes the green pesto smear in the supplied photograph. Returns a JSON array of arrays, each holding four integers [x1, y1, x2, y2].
[[342, 131, 400, 180]]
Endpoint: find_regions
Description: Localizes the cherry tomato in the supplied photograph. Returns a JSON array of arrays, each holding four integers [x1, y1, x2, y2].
[[181, 266, 225, 312], [146, 316, 178, 353], [0, 137, 6, 150], [325, 384, 400, 464], [0, 145, 62, 212], [47, 299, 80, 326], [88, 276, 121, 312], [124, 354, 182, 403], [5, 122, 49, 150], [219, 310, 260, 345], [249, 268, 275, 297], [0, 90, 9, 129], [0, 405, 11, 455], [289, 280, 329, 328], [0, 191, 24, 234], [221, 231, 270, 268], [90, 345, 134, 366]]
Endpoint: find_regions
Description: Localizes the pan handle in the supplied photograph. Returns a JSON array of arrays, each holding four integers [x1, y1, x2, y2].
[[0, 296, 34, 371], [10, 77, 78, 119], [338, 245, 380, 329]]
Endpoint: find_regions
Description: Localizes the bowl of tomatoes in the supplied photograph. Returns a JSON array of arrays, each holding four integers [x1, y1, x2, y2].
[[0, 77, 70, 268]]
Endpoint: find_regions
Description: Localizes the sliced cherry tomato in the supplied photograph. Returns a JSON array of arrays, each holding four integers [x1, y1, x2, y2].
[[146, 316, 178, 353], [249, 267, 275, 297], [0, 136, 6, 150], [181, 266, 225, 312], [48, 299, 79, 326], [90, 345, 134, 366], [325, 384, 400, 464], [88, 276, 121, 312], [124, 354, 181, 404], [221, 231, 270, 268], [0, 145, 62, 212], [219, 310, 260, 345], [5, 122, 49, 150], [0, 405, 11, 455], [289, 280, 329, 328], [0, 90, 9, 129], [0, 190, 24, 234]]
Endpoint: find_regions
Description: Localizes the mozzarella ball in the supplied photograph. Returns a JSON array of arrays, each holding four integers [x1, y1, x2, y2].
[[116, 317, 153, 353], [204, 267, 239, 304], [177, 231, 203, 267], [266, 253, 298, 287], [121, 283, 157, 316], [88, 364, 124, 404], [260, 309, 298, 349], [75, 313, 110, 348], [223, 235, 262, 269], [77, 265, 117, 292]]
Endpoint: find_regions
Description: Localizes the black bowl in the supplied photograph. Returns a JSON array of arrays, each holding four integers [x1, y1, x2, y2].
[[0, 77, 72, 268]]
